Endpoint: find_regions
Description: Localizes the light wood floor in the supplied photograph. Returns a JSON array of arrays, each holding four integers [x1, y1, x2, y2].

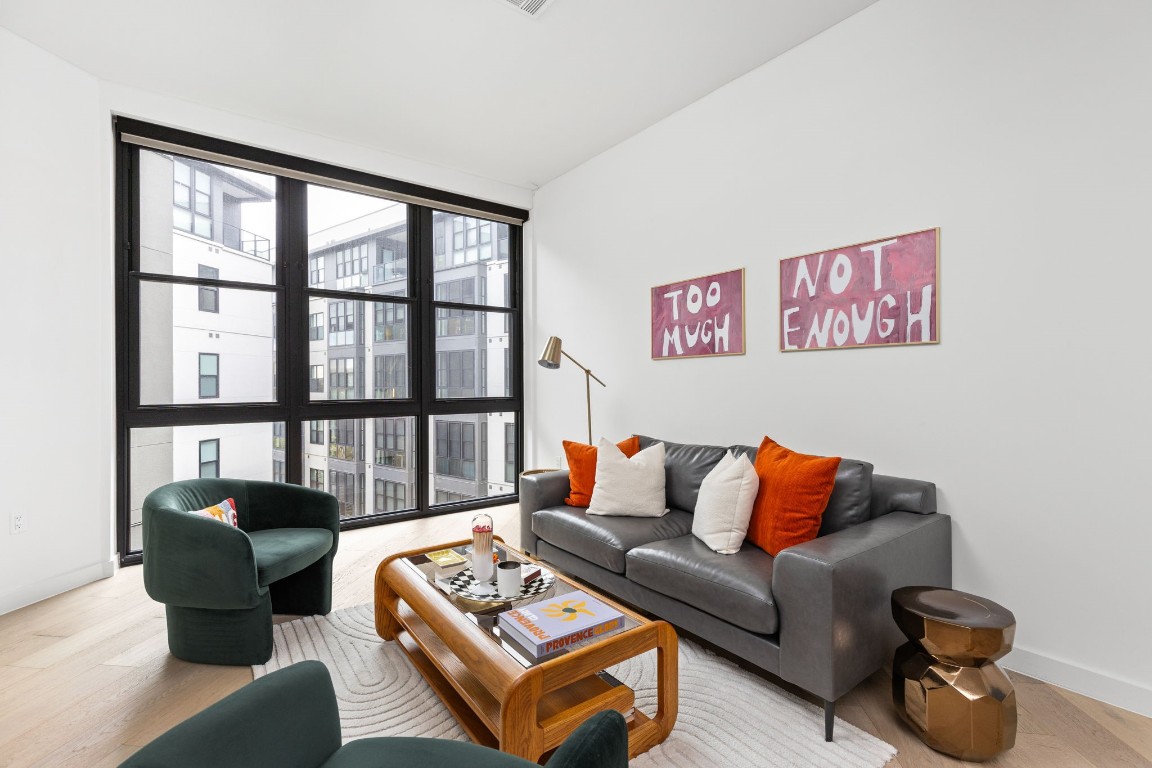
[[1, 504, 1149, 767]]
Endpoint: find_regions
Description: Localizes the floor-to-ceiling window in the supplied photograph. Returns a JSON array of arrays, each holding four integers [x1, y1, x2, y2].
[[115, 119, 526, 563]]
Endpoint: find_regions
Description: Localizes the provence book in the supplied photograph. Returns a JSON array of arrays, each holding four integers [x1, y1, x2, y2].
[[497, 590, 625, 657]]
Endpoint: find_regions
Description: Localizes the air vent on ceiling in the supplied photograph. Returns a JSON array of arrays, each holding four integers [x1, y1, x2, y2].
[[502, 0, 558, 18]]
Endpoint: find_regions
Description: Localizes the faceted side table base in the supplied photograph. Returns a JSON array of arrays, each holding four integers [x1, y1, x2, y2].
[[893, 642, 1017, 761]]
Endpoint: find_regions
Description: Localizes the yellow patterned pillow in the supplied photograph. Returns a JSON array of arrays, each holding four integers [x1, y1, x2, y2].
[[189, 497, 238, 527]]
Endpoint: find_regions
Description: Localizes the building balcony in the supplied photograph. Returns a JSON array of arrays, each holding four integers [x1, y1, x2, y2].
[[373, 260, 407, 284]]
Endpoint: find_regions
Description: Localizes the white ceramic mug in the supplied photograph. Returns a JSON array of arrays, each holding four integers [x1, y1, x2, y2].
[[497, 561, 522, 597]]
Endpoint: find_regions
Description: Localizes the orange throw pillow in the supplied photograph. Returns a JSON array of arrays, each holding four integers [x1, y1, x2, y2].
[[563, 436, 641, 507], [746, 436, 840, 556]]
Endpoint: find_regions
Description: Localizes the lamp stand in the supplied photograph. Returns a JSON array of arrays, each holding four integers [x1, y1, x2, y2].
[[561, 350, 605, 444]]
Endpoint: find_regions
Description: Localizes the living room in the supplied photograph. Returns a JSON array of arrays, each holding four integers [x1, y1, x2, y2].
[[1, 1, 1149, 766]]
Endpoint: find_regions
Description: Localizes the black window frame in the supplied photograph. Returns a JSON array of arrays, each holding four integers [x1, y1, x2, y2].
[[114, 118, 526, 566]]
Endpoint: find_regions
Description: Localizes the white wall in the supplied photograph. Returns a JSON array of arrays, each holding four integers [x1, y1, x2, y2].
[[528, 0, 1152, 715], [0, 28, 113, 610], [0, 27, 532, 615]]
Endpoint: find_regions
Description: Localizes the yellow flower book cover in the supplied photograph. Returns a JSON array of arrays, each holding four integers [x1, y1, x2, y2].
[[497, 590, 625, 657]]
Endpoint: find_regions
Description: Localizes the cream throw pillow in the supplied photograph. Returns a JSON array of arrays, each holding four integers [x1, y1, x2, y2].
[[692, 451, 759, 554], [586, 438, 668, 517]]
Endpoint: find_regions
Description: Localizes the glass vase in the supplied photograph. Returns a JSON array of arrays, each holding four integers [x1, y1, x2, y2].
[[471, 513, 494, 583]]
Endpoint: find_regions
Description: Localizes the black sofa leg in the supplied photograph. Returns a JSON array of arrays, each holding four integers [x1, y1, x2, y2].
[[824, 699, 835, 741]]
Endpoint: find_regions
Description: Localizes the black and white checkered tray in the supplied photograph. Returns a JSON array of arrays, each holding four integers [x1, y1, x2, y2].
[[447, 567, 555, 602]]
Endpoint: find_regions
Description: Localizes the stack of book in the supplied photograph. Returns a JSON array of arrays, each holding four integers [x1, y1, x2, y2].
[[497, 590, 625, 658]]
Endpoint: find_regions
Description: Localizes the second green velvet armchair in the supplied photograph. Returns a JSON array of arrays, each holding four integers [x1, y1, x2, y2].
[[142, 479, 340, 666]]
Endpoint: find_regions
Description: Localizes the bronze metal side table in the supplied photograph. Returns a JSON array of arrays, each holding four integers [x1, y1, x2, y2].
[[891, 586, 1017, 761]]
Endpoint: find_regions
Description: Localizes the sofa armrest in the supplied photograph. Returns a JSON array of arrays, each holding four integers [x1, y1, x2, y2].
[[244, 481, 341, 557], [871, 474, 937, 516], [519, 470, 570, 555], [142, 506, 265, 610], [772, 511, 951, 701]]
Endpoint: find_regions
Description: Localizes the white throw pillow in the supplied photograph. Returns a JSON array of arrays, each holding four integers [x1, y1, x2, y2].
[[586, 438, 668, 517], [692, 451, 759, 554]]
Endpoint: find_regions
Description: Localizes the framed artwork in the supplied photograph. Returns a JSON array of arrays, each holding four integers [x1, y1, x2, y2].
[[779, 228, 939, 351], [651, 268, 745, 360]]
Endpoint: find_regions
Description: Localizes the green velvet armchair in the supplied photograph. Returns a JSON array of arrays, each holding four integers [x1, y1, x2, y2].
[[142, 479, 340, 666], [120, 660, 628, 768]]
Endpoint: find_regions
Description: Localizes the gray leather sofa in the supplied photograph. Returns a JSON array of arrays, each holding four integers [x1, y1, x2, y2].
[[520, 435, 951, 741]]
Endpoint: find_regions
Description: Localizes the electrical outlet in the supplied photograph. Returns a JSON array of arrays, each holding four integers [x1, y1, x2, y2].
[[10, 512, 26, 534]]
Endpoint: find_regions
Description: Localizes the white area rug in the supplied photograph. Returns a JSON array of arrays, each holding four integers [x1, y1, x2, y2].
[[255, 604, 897, 767]]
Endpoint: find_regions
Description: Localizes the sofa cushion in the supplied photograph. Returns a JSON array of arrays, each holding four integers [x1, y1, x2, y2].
[[626, 535, 778, 635], [249, 528, 334, 587], [637, 435, 727, 513], [729, 443, 873, 536], [532, 506, 693, 574], [691, 452, 758, 554], [588, 440, 668, 517], [747, 436, 841, 556], [563, 437, 641, 507]]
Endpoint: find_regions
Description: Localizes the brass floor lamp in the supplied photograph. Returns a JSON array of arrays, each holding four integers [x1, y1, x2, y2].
[[537, 336, 605, 444]]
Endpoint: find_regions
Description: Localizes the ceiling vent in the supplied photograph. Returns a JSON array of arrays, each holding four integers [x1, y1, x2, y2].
[[501, 0, 558, 18]]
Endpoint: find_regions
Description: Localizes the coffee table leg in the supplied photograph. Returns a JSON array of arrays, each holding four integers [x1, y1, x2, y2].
[[654, 621, 679, 740], [374, 560, 401, 640], [501, 670, 544, 761]]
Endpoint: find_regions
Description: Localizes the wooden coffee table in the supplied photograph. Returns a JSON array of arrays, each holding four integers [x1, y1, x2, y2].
[[374, 538, 677, 762]]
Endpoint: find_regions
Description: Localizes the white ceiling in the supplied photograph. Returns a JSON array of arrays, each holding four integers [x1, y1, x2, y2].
[[0, 0, 878, 190]]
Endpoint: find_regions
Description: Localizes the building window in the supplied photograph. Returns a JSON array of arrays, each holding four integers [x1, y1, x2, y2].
[[375, 418, 407, 468], [329, 419, 357, 461], [335, 242, 369, 289], [309, 255, 325, 287], [199, 353, 219, 398], [328, 300, 356, 346], [308, 312, 324, 341], [435, 350, 475, 398], [375, 480, 407, 513], [374, 354, 407, 399], [198, 264, 219, 313], [329, 470, 356, 517], [272, 421, 286, 450], [329, 357, 358, 399], [199, 439, 219, 478], [451, 216, 492, 265], [309, 364, 325, 393], [435, 278, 477, 337], [435, 420, 476, 480], [433, 218, 447, 267], [374, 302, 406, 342], [505, 423, 516, 484], [435, 490, 474, 504], [373, 237, 407, 284], [309, 468, 325, 490], [309, 420, 325, 445], [174, 160, 212, 238], [273, 459, 285, 483]]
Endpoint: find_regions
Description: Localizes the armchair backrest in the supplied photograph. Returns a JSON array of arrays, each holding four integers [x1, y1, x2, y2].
[[141, 480, 262, 610], [119, 661, 342, 768]]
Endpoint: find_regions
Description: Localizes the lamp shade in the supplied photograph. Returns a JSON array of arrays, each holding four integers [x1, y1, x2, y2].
[[538, 336, 563, 369]]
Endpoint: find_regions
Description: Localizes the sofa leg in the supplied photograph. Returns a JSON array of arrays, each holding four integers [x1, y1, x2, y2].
[[824, 699, 835, 741]]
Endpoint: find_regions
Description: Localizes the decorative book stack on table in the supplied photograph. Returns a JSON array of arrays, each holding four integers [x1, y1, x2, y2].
[[499, 590, 625, 659]]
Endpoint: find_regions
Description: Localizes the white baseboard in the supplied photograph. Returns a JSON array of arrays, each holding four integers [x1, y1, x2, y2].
[[1003, 646, 1152, 719], [0, 559, 116, 616]]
